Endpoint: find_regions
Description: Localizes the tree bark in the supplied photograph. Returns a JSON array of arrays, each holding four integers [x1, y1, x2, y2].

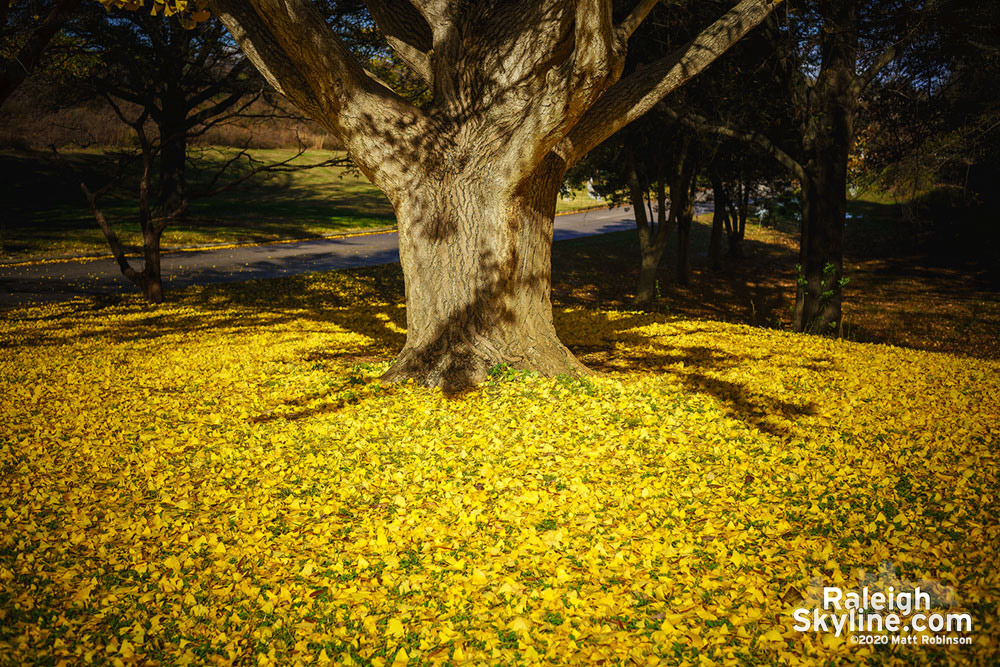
[[673, 146, 697, 285], [792, 0, 857, 334], [793, 166, 846, 333], [676, 204, 692, 284], [627, 149, 669, 308], [728, 177, 746, 258], [380, 160, 588, 393], [157, 106, 188, 214]]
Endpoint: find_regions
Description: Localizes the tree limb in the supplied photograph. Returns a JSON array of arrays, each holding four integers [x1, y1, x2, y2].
[[365, 0, 434, 86], [185, 57, 252, 111], [574, 0, 618, 79], [616, 0, 660, 43], [195, 142, 350, 199], [185, 87, 249, 129], [558, 0, 780, 166], [208, 0, 429, 188], [852, 42, 899, 96], [0, 0, 82, 108], [659, 103, 807, 182], [81, 181, 141, 282]]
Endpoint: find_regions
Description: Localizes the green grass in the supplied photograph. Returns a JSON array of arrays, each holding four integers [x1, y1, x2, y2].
[[556, 188, 605, 214], [0, 147, 601, 261]]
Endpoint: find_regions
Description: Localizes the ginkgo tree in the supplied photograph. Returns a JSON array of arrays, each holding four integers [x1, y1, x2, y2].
[[102, 0, 779, 391]]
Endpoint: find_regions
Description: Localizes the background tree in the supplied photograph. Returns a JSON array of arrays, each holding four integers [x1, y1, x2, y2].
[[70, 3, 257, 212], [98, 0, 777, 391], [566, 118, 698, 308], [859, 0, 1000, 251], [0, 0, 83, 106], [55, 2, 345, 302], [665, 1, 942, 334], [568, 0, 785, 305]]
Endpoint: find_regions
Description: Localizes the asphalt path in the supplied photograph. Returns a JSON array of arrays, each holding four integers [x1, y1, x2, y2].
[[0, 203, 708, 308]]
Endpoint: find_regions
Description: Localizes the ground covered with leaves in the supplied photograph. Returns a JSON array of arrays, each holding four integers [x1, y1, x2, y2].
[[1, 267, 998, 666]]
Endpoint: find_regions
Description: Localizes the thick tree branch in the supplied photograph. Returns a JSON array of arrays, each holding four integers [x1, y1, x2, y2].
[[0, 0, 82, 107], [659, 103, 807, 182], [574, 0, 618, 78], [81, 181, 140, 282], [567, 0, 622, 120], [208, 0, 429, 189], [365, 0, 434, 86], [208, 0, 324, 119], [208, 0, 419, 127], [616, 0, 660, 43], [558, 0, 779, 166]]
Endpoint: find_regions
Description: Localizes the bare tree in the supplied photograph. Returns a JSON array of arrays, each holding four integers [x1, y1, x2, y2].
[[663, 1, 941, 334]]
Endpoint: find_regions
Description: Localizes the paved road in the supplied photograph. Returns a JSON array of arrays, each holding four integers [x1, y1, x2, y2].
[[2, 205, 668, 308]]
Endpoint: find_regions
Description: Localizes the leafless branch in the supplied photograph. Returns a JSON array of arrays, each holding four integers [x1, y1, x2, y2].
[[617, 0, 660, 43]]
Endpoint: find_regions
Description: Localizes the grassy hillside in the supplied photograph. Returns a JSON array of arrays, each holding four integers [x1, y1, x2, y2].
[[1, 264, 997, 666], [0, 148, 601, 261]]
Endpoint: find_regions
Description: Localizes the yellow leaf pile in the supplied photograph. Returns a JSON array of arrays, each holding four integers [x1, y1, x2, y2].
[[1, 267, 998, 666]]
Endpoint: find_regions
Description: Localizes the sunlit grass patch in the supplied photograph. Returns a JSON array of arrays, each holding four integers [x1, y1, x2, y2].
[[0, 148, 598, 261], [1, 267, 998, 665]]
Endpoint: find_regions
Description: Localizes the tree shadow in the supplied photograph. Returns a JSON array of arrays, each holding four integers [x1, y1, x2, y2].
[[3, 255, 823, 437], [561, 314, 819, 437]]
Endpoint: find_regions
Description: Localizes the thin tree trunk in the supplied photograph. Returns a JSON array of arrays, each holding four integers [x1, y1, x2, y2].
[[82, 132, 171, 305], [627, 149, 668, 308], [728, 178, 746, 258], [708, 173, 725, 271], [668, 136, 696, 285], [157, 108, 188, 214], [380, 162, 588, 393], [139, 225, 165, 303], [675, 172, 696, 285]]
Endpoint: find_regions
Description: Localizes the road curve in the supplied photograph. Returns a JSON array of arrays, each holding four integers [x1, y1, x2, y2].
[[1, 205, 652, 308]]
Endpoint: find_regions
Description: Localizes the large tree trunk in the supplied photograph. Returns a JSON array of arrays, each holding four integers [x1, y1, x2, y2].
[[381, 162, 588, 393], [208, 0, 780, 391], [792, 1, 856, 335]]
